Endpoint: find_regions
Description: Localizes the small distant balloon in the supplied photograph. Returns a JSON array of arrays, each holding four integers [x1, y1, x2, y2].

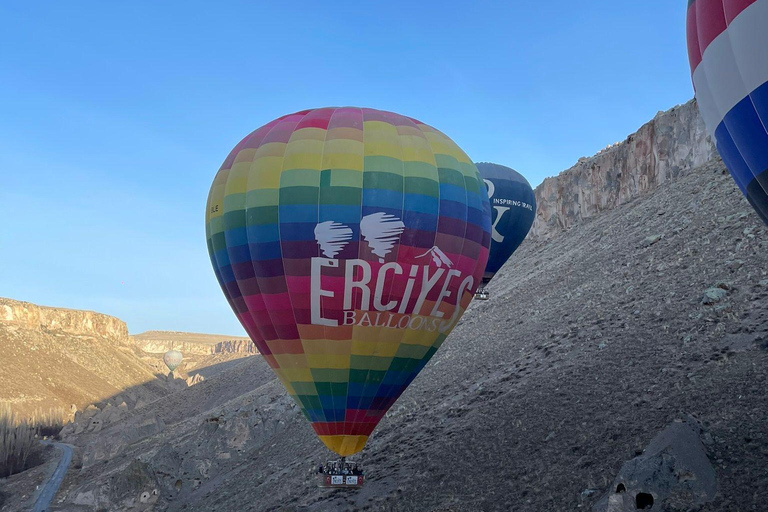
[[475, 162, 536, 287], [163, 350, 183, 372]]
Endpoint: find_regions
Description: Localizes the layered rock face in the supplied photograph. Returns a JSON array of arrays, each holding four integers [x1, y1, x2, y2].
[[133, 331, 255, 355], [0, 298, 165, 417], [0, 299, 255, 418], [211, 339, 256, 354], [0, 298, 129, 342], [532, 99, 717, 238]]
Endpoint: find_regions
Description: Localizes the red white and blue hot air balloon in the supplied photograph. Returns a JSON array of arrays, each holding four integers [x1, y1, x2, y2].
[[687, 0, 768, 224]]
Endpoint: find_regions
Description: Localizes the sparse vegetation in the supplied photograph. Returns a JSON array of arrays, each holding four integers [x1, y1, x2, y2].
[[30, 407, 65, 439], [0, 403, 64, 477]]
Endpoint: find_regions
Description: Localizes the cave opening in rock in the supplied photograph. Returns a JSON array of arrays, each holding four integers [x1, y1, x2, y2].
[[635, 492, 654, 509], [616, 483, 626, 493]]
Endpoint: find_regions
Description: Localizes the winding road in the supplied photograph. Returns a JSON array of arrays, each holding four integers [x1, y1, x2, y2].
[[32, 441, 73, 512]]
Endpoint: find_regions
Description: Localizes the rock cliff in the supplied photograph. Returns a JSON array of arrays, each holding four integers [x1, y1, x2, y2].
[[0, 298, 258, 419], [132, 331, 255, 355], [0, 298, 166, 418], [0, 298, 129, 342], [532, 99, 717, 238]]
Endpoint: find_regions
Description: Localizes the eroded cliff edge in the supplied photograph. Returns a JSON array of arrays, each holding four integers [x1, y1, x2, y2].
[[0, 298, 129, 342], [0, 298, 254, 417], [132, 331, 255, 355], [532, 99, 717, 238]]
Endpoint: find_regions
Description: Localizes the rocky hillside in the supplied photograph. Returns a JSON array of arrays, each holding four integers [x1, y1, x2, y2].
[[0, 300, 256, 423], [132, 331, 254, 355], [28, 103, 768, 512], [533, 99, 717, 238], [0, 298, 167, 419]]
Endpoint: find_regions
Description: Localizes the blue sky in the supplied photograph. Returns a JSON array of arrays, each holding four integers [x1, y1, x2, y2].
[[0, 1, 694, 335]]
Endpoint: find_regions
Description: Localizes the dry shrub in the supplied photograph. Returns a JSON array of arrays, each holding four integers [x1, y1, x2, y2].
[[0, 404, 65, 477]]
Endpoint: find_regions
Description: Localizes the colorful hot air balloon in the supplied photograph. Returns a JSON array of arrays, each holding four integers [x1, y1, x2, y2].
[[474, 162, 535, 298], [163, 350, 183, 372], [206, 108, 491, 457], [687, 0, 768, 224]]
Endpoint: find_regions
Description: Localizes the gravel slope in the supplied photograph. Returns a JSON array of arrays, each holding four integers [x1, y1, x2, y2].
[[54, 158, 768, 511]]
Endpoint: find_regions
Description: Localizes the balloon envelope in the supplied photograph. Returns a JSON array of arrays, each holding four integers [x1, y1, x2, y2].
[[206, 108, 491, 456], [163, 350, 183, 372], [687, 0, 768, 224], [475, 162, 536, 285]]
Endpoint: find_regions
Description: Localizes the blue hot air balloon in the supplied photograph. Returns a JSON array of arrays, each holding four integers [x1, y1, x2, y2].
[[474, 162, 536, 299]]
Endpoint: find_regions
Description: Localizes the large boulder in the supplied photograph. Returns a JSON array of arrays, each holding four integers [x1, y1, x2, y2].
[[593, 417, 717, 511]]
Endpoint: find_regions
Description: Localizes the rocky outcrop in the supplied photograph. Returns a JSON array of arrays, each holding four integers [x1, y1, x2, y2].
[[0, 297, 128, 342], [64, 381, 295, 510], [185, 374, 205, 387], [0, 298, 167, 418], [593, 417, 717, 511], [132, 338, 213, 355], [147, 387, 294, 504], [532, 99, 717, 238], [132, 331, 255, 355], [71, 459, 160, 510], [211, 339, 257, 354], [80, 415, 166, 468]]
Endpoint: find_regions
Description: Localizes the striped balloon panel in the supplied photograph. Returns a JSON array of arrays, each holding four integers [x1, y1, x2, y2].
[[687, 0, 768, 223], [206, 108, 491, 456]]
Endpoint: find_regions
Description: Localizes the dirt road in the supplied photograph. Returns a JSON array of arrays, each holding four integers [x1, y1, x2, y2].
[[31, 441, 73, 512]]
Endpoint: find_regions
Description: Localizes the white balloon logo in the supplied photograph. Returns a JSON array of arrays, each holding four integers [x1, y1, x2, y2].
[[484, 178, 509, 243], [360, 213, 405, 263], [314, 221, 353, 258], [484, 179, 495, 199]]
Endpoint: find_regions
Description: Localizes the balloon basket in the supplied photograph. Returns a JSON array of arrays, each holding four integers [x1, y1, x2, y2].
[[475, 288, 490, 300], [317, 458, 365, 489]]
